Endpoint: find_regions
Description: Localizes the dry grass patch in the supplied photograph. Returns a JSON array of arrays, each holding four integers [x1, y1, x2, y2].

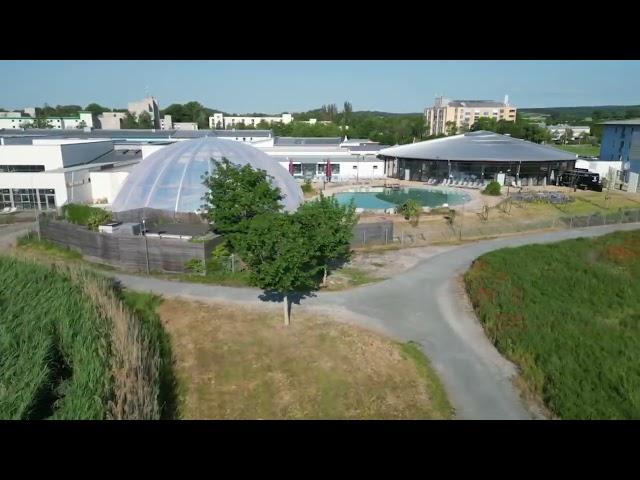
[[158, 298, 452, 419]]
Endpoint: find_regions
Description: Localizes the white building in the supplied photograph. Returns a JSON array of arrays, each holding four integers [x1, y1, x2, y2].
[[0, 111, 94, 130], [174, 122, 198, 131], [0, 138, 140, 210], [128, 97, 160, 129], [547, 124, 591, 142], [98, 112, 127, 129], [209, 112, 293, 129]]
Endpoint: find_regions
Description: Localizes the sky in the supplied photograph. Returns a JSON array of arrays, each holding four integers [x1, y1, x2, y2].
[[0, 60, 639, 113]]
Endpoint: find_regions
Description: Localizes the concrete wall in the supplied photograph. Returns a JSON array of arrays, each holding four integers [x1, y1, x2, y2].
[[40, 219, 220, 273], [89, 170, 130, 203], [0, 144, 64, 170]]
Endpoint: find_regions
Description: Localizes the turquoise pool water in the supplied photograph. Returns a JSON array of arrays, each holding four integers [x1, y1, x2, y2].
[[334, 188, 469, 210]]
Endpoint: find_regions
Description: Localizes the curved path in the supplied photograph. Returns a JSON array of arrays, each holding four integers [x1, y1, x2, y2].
[[114, 223, 640, 420]]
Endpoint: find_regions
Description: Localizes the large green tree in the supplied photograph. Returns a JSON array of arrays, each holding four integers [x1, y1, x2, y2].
[[235, 212, 323, 326], [84, 103, 112, 116], [137, 111, 153, 129], [297, 193, 358, 285], [202, 158, 283, 246], [121, 112, 138, 129]]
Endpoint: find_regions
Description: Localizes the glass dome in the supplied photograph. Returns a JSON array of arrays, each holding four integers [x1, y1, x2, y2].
[[112, 137, 304, 214]]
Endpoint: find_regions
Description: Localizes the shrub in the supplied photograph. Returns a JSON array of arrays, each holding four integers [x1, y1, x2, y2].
[[87, 209, 113, 231], [185, 258, 205, 275], [399, 199, 422, 226], [483, 181, 502, 196], [63, 203, 113, 230], [301, 180, 315, 194]]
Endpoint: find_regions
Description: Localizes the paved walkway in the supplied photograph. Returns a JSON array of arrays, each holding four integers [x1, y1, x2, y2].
[[72, 223, 640, 418]]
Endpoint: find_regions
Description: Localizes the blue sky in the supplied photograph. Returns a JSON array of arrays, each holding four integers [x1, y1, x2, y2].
[[1, 60, 638, 113]]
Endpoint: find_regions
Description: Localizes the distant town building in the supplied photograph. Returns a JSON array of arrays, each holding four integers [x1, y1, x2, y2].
[[160, 115, 173, 131], [173, 122, 198, 131], [128, 97, 160, 129], [425, 95, 517, 136], [547, 124, 591, 142], [98, 112, 127, 130], [209, 112, 293, 129], [0, 111, 94, 130]]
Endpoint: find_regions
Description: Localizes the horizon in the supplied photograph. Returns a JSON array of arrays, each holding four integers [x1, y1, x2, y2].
[[1, 60, 639, 113]]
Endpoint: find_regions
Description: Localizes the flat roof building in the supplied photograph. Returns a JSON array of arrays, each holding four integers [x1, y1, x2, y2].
[[379, 130, 576, 186]]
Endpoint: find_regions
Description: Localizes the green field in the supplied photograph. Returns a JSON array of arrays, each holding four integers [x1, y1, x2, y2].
[[553, 144, 600, 157], [0, 256, 170, 419], [464, 230, 640, 419]]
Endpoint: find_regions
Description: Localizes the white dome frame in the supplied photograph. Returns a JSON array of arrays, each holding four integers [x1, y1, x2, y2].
[[112, 137, 304, 214]]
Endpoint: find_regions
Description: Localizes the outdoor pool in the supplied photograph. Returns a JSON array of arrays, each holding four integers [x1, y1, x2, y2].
[[334, 187, 469, 211]]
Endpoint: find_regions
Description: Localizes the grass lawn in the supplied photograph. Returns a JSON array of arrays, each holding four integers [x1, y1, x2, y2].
[[553, 144, 600, 157], [156, 298, 453, 419], [464, 229, 640, 419]]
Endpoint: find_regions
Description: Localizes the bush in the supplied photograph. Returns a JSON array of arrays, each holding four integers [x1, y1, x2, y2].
[[63, 203, 113, 230], [399, 199, 422, 226], [483, 181, 502, 196], [185, 258, 205, 275], [301, 180, 315, 194], [86, 209, 113, 231]]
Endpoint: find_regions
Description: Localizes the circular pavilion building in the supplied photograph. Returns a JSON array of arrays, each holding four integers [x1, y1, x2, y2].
[[378, 130, 578, 186], [112, 137, 304, 222]]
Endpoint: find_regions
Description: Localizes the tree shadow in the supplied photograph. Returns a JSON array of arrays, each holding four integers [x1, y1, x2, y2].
[[258, 289, 317, 305]]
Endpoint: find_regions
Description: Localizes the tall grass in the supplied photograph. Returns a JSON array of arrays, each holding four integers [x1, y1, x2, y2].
[[0, 256, 167, 419], [464, 230, 640, 419]]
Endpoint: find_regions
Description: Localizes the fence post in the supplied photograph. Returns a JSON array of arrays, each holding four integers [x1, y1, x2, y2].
[[231, 253, 235, 273], [363, 230, 366, 246], [569, 216, 573, 229], [401, 231, 404, 244], [384, 227, 388, 244]]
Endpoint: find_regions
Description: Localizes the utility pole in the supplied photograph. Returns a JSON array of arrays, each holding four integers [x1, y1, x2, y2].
[[142, 217, 150, 275]]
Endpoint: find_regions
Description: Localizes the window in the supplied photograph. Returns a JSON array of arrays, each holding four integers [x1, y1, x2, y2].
[[0, 165, 45, 173]]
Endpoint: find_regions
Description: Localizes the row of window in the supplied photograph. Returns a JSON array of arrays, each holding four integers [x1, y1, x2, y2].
[[0, 188, 56, 210], [0, 164, 45, 173]]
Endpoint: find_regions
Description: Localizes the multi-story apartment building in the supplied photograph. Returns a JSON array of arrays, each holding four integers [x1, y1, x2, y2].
[[425, 95, 517, 136], [209, 112, 293, 129], [599, 119, 640, 180]]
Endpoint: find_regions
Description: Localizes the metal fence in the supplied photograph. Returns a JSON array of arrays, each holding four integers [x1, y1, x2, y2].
[[353, 209, 640, 248], [352, 221, 394, 247]]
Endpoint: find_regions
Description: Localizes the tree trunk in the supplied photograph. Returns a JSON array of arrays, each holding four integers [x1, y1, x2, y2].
[[283, 294, 290, 326], [323, 265, 328, 286]]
